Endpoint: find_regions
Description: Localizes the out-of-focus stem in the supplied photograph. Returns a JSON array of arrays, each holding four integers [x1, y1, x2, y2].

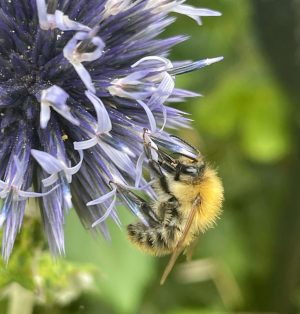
[[2, 283, 35, 314]]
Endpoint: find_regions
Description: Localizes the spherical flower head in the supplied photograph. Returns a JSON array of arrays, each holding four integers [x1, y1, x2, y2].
[[0, 0, 222, 262]]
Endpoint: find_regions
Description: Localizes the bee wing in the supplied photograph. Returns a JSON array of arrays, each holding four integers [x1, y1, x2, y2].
[[184, 235, 201, 262], [170, 135, 200, 157], [160, 194, 201, 285]]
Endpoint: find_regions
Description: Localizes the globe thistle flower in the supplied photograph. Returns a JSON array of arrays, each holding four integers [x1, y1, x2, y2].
[[0, 0, 222, 262]]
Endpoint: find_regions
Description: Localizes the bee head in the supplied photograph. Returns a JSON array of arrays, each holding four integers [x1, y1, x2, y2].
[[174, 156, 206, 182]]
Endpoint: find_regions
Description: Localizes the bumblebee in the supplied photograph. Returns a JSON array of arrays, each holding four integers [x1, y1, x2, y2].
[[126, 133, 224, 284]]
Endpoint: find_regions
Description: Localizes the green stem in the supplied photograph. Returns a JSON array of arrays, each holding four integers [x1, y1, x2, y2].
[[5, 283, 35, 314]]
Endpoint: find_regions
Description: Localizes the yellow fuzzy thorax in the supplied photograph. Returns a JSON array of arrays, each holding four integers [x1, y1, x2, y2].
[[167, 166, 224, 245]]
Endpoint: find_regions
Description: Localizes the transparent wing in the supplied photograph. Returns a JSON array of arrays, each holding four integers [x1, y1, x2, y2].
[[184, 235, 201, 262], [160, 194, 201, 285]]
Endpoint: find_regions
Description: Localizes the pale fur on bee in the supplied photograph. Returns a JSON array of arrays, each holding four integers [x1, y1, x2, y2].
[[127, 142, 224, 257]]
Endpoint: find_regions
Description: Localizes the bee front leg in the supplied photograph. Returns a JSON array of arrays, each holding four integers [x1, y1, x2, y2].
[[145, 143, 177, 175], [119, 188, 160, 226], [144, 140, 176, 177]]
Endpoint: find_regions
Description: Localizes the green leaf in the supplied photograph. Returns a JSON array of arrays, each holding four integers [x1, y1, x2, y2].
[[194, 63, 291, 163]]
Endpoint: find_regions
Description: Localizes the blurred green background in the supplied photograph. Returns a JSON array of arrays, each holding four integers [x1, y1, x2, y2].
[[1, 0, 300, 313]]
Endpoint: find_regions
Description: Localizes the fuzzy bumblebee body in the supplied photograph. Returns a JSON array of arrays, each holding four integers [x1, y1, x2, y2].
[[127, 151, 224, 257]]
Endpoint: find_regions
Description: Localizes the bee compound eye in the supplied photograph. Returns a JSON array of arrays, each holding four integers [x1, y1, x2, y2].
[[168, 196, 177, 202], [198, 163, 206, 174]]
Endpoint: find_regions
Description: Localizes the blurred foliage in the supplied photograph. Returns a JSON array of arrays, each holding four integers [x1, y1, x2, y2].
[[63, 210, 156, 314], [0, 218, 95, 314], [1, 0, 299, 313]]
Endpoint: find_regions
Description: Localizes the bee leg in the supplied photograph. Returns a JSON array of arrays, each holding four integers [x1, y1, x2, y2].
[[121, 189, 160, 226], [157, 195, 180, 217], [128, 197, 182, 253], [154, 149, 185, 181], [144, 140, 177, 175], [127, 199, 182, 254], [157, 149, 178, 172], [161, 198, 183, 241], [143, 148, 175, 196], [147, 159, 173, 195], [145, 143, 178, 175], [155, 151, 197, 182]]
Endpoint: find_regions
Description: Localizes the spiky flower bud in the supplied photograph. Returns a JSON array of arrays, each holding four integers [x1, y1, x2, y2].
[[0, 0, 222, 261]]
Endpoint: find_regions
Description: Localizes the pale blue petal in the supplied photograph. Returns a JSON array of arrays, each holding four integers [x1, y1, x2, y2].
[[137, 100, 157, 132], [54, 10, 91, 32], [87, 187, 117, 206], [92, 195, 117, 227], [67, 149, 84, 175], [85, 91, 112, 133], [74, 137, 99, 150], [36, 0, 48, 30], [42, 173, 59, 187], [31, 150, 64, 174], [135, 151, 146, 188], [18, 185, 59, 198]]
